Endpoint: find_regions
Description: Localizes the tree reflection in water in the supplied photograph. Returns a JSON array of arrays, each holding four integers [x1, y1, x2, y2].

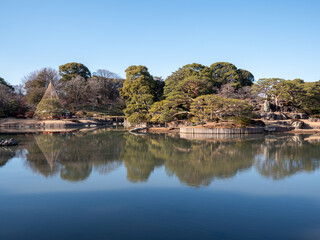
[[0, 146, 18, 167], [24, 130, 125, 181], [254, 135, 320, 179], [3, 131, 320, 186]]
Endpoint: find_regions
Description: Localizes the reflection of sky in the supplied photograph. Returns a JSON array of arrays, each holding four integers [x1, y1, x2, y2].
[[2, 156, 320, 200]]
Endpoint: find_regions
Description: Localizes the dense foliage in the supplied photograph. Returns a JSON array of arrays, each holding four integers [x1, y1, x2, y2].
[[190, 95, 253, 122], [59, 62, 91, 83], [2, 61, 320, 122], [24, 68, 59, 107], [0, 77, 25, 117], [253, 78, 320, 113], [119, 65, 163, 124]]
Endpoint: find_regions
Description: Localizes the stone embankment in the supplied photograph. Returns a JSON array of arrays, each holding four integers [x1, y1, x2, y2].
[[0, 138, 18, 146], [180, 127, 265, 134]]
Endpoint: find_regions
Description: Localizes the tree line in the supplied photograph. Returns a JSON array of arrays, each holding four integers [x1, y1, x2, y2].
[[120, 62, 320, 125], [1, 61, 320, 121], [0, 62, 125, 117]]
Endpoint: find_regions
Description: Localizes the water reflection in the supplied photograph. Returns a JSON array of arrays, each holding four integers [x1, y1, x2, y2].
[[255, 135, 320, 179], [24, 131, 125, 181], [0, 146, 17, 167], [2, 131, 320, 186]]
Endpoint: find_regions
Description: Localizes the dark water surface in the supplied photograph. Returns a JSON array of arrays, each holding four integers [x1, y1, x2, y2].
[[1, 129, 320, 240]]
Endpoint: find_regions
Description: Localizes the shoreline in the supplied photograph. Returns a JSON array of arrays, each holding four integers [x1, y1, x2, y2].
[[0, 117, 119, 133], [1, 118, 320, 135]]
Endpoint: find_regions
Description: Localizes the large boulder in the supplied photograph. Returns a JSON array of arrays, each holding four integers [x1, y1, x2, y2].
[[263, 100, 271, 112], [264, 126, 276, 132], [299, 113, 309, 119], [291, 121, 304, 129]]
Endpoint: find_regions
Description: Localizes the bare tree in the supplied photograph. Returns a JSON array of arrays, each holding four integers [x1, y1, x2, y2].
[[64, 75, 88, 111], [93, 69, 122, 79]]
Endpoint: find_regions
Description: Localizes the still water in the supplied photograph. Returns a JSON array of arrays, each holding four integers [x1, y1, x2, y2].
[[1, 129, 320, 240]]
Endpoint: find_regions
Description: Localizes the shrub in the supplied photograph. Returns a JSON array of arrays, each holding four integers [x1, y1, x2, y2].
[[190, 95, 253, 122], [232, 116, 251, 126], [76, 111, 87, 118], [25, 111, 35, 118]]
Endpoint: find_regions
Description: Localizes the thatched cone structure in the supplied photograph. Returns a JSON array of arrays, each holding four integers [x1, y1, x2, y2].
[[34, 81, 64, 118]]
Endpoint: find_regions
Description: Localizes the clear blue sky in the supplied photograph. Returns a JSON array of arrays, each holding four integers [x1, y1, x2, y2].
[[1, 0, 320, 85]]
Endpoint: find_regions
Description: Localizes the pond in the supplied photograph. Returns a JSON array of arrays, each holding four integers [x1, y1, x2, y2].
[[1, 129, 320, 240]]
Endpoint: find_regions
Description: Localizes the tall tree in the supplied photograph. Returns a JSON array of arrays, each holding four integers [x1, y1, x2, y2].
[[164, 63, 212, 96], [120, 65, 155, 124], [252, 78, 284, 106], [0, 77, 14, 91], [59, 62, 91, 83], [63, 75, 89, 111], [302, 81, 320, 112], [275, 79, 306, 107], [210, 62, 254, 88], [150, 76, 212, 123], [0, 77, 25, 117], [153, 77, 165, 101]]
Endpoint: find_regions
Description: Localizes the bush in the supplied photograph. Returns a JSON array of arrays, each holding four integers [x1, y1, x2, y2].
[[25, 111, 35, 118], [0, 109, 6, 118], [250, 119, 265, 126], [191, 95, 253, 123], [311, 114, 320, 119], [76, 111, 87, 118], [232, 116, 252, 126]]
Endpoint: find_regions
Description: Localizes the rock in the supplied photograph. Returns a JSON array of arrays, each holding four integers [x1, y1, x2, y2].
[[123, 120, 132, 128], [129, 127, 148, 133], [299, 113, 309, 119], [251, 119, 265, 126], [274, 114, 283, 120], [266, 112, 275, 120], [264, 126, 277, 132], [0, 138, 19, 146], [309, 118, 320, 122], [280, 113, 289, 119], [292, 114, 301, 119], [263, 100, 271, 112], [291, 121, 304, 129]]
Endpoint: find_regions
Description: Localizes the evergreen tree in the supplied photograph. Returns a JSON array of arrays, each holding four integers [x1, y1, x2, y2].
[[120, 65, 155, 124]]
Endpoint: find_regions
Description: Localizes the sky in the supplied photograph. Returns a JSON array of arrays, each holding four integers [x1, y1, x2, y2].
[[0, 0, 320, 85]]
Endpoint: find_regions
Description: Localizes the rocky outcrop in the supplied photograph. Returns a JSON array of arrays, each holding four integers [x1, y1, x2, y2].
[[263, 100, 271, 112], [309, 118, 320, 122], [291, 121, 304, 129], [259, 112, 308, 120], [0, 138, 19, 146]]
